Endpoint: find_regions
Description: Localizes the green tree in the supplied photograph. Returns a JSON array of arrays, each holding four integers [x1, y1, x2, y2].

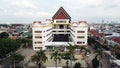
[[10, 53, 24, 68], [94, 48, 103, 59], [62, 52, 71, 68], [16, 38, 32, 48], [74, 62, 81, 68], [0, 32, 9, 38], [31, 50, 48, 68], [22, 38, 32, 48], [51, 50, 62, 68], [0, 38, 20, 58], [16, 38, 22, 45], [77, 46, 89, 54], [113, 45, 120, 59], [88, 37, 96, 45], [68, 43, 77, 68], [92, 55, 99, 68]]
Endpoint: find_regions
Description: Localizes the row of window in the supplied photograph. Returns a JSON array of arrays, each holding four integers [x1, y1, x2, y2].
[[35, 31, 42, 33], [34, 32, 52, 39], [35, 36, 42, 38], [34, 30, 84, 33], [35, 47, 42, 49], [77, 36, 84, 38], [77, 42, 85, 44], [35, 41, 42, 44], [56, 21, 66, 23], [77, 31, 85, 33]]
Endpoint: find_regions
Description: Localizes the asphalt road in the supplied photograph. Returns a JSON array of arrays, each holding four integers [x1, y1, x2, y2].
[[87, 45, 111, 68]]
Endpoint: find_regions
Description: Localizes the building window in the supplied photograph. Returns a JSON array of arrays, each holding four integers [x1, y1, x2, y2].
[[77, 42, 85, 44], [77, 31, 85, 33], [35, 36, 42, 38], [77, 36, 84, 38], [35, 31, 42, 33], [56, 21, 66, 23], [67, 31, 70, 32], [37, 42, 42, 44], [53, 31, 56, 32], [35, 41, 42, 44], [59, 31, 64, 32], [77, 42, 82, 44], [35, 47, 42, 49]]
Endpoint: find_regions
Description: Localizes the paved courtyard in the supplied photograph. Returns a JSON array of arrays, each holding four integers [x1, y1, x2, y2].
[[18, 48, 87, 68], [2, 46, 112, 68]]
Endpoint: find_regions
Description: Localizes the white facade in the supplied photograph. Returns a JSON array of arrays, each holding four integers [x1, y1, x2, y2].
[[32, 20, 88, 50], [32, 7, 88, 50]]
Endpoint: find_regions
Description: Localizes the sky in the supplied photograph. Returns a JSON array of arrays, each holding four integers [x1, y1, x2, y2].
[[0, 0, 120, 24]]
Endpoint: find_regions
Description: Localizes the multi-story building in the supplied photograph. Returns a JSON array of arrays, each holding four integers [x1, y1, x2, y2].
[[32, 7, 88, 50]]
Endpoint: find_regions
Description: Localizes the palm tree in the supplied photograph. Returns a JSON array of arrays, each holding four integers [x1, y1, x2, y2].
[[51, 50, 62, 68], [68, 43, 77, 68], [77, 46, 87, 53], [10, 53, 24, 68], [94, 48, 103, 59], [31, 50, 48, 68], [74, 62, 81, 68], [62, 52, 71, 68], [94, 48, 103, 68], [92, 55, 99, 68]]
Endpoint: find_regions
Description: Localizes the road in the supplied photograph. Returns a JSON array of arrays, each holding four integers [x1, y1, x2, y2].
[[87, 45, 111, 68]]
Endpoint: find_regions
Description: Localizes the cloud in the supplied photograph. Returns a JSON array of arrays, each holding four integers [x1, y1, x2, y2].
[[37, 12, 52, 17], [14, 11, 51, 17], [0, 7, 7, 16], [11, 0, 37, 9], [14, 12, 34, 17], [0, 0, 120, 23], [59, 0, 103, 8]]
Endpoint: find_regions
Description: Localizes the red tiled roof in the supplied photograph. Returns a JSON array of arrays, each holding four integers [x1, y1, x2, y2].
[[55, 11, 68, 19], [78, 21, 89, 25], [52, 6, 71, 21], [78, 21, 87, 24], [112, 37, 120, 44], [89, 29, 104, 37], [33, 21, 41, 24]]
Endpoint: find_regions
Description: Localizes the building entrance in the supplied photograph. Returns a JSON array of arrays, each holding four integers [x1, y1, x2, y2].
[[59, 25, 64, 29], [53, 34, 69, 42]]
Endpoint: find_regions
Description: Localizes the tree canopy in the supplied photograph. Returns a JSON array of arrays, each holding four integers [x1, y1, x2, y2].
[[113, 45, 120, 59], [0, 32, 9, 38], [31, 50, 48, 68], [74, 62, 81, 68], [0, 38, 20, 58]]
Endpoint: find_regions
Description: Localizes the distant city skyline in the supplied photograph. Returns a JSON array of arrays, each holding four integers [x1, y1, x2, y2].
[[0, 0, 120, 24]]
